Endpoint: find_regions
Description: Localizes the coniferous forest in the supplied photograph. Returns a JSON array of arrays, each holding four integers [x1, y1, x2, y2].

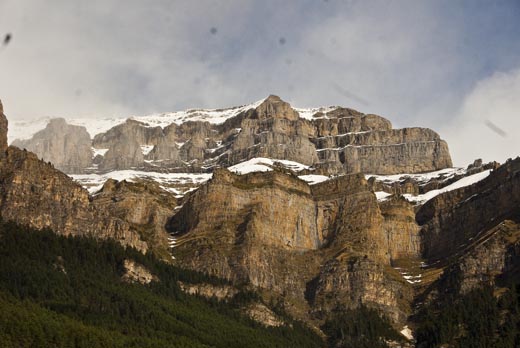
[[0, 221, 322, 348], [3, 220, 518, 347], [414, 282, 520, 347]]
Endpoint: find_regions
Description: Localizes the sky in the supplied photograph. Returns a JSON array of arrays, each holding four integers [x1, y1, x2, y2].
[[0, 0, 519, 166]]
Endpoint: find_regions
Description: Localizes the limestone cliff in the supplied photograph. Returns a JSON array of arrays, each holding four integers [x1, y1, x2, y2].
[[92, 179, 176, 259], [0, 103, 147, 252], [13, 95, 453, 176], [12, 118, 93, 173], [418, 157, 520, 261], [0, 147, 147, 251], [381, 197, 421, 261], [170, 168, 416, 324]]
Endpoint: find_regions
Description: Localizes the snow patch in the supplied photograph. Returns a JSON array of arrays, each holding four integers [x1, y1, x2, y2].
[[374, 191, 392, 201], [228, 158, 310, 175], [129, 99, 265, 128], [294, 106, 339, 120], [140, 145, 154, 155], [298, 174, 330, 185], [71, 171, 212, 194], [402, 170, 491, 204], [365, 167, 467, 185], [92, 148, 109, 157]]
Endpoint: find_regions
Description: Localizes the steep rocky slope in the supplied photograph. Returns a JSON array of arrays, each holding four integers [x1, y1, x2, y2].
[[91, 178, 177, 259], [0, 100, 147, 252], [169, 168, 418, 324], [12, 95, 452, 176], [418, 158, 520, 261]]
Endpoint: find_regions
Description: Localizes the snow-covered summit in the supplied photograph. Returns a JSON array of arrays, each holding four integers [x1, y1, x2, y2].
[[8, 97, 342, 143]]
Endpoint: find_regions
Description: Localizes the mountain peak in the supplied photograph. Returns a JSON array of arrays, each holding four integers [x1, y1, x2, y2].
[[264, 94, 283, 102], [254, 94, 298, 121]]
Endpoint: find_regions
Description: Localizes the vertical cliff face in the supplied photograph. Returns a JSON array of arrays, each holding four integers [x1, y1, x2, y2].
[[12, 95, 453, 176], [99, 136, 145, 172], [91, 179, 177, 259], [380, 197, 421, 261], [12, 118, 93, 173], [312, 256, 412, 323], [451, 220, 520, 294], [226, 96, 318, 167], [171, 168, 321, 252], [418, 158, 520, 261], [169, 168, 415, 324]]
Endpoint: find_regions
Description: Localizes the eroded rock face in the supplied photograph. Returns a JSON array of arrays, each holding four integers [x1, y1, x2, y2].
[[415, 158, 520, 313], [244, 303, 285, 327], [418, 158, 520, 261], [312, 256, 412, 323], [14, 95, 453, 175], [170, 169, 414, 324], [0, 147, 147, 251], [122, 259, 158, 284], [177, 281, 238, 300], [99, 136, 145, 172], [12, 118, 92, 173], [380, 197, 421, 261], [453, 220, 520, 294], [91, 179, 176, 259]]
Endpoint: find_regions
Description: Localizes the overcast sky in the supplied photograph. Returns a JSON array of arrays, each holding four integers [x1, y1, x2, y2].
[[1, 0, 519, 166]]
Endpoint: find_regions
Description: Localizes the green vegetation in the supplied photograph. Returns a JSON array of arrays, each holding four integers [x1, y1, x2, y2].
[[0, 221, 322, 348], [415, 284, 520, 348], [321, 306, 404, 348]]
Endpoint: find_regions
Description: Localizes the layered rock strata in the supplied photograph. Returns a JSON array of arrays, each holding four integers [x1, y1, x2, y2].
[[14, 95, 452, 176], [418, 158, 520, 261], [169, 168, 420, 324], [91, 179, 176, 259], [0, 101, 147, 252], [12, 118, 93, 173]]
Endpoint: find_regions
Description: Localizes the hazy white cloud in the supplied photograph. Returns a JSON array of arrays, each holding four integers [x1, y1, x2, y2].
[[442, 68, 520, 166]]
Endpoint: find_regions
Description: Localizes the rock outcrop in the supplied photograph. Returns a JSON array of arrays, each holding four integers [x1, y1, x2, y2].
[[244, 303, 285, 327], [92, 179, 177, 259], [381, 197, 421, 261], [177, 281, 239, 300], [418, 158, 520, 261], [0, 147, 147, 251], [121, 259, 158, 284], [452, 220, 520, 294], [12, 118, 93, 173], [409, 158, 520, 325], [170, 168, 416, 324]]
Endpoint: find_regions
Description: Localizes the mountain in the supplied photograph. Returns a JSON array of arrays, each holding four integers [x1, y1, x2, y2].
[[11, 95, 452, 176], [0, 100, 147, 252], [3, 96, 520, 347]]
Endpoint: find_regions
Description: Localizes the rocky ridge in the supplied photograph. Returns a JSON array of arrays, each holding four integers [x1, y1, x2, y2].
[[12, 95, 452, 176], [0, 100, 147, 252]]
